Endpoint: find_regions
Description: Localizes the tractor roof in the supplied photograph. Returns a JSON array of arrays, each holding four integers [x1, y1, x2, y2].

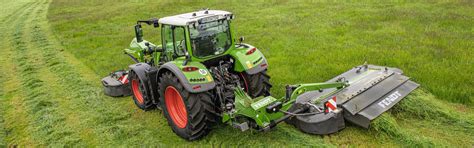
[[158, 10, 233, 26]]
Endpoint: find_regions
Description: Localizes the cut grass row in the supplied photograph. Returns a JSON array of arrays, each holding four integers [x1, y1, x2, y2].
[[373, 89, 473, 146], [8, 0, 83, 145], [0, 1, 44, 145], [1, 0, 112, 145], [0, 0, 37, 145], [0, 0, 162, 146]]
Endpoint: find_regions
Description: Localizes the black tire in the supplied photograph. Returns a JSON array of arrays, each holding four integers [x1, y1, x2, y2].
[[158, 71, 217, 140], [240, 70, 272, 98], [129, 70, 155, 110]]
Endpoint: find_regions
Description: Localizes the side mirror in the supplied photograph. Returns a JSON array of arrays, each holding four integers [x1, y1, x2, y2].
[[238, 36, 245, 44], [152, 18, 159, 28], [134, 24, 143, 42]]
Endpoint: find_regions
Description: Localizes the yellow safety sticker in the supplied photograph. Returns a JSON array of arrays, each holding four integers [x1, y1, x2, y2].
[[246, 61, 253, 68]]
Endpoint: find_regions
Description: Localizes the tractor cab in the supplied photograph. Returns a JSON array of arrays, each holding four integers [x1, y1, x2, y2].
[[131, 10, 236, 65]]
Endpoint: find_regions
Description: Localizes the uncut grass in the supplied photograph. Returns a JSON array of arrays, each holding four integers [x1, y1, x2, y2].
[[48, 0, 473, 105]]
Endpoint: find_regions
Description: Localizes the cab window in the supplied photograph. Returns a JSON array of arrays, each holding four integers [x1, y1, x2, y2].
[[161, 25, 186, 57]]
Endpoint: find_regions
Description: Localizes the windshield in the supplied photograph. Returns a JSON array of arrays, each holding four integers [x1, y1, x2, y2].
[[190, 20, 232, 58]]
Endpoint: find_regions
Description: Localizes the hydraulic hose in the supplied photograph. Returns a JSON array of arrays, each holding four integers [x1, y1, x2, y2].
[[125, 52, 139, 63]]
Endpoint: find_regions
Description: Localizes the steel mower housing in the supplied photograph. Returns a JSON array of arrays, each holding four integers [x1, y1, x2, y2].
[[102, 70, 131, 97], [104, 9, 419, 140]]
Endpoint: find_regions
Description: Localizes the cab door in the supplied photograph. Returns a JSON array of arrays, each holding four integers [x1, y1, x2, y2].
[[161, 25, 187, 62]]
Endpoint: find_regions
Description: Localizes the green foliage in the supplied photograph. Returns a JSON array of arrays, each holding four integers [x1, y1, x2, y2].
[[0, 0, 472, 147]]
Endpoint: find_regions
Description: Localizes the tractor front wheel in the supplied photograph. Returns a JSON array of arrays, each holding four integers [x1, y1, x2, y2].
[[129, 70, 155, 110], [240, 70, 272, 98], [158, 71, 217, 140]]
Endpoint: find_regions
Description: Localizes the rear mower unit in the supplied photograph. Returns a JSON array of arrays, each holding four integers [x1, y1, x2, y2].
[[103, 9, 419, 140]]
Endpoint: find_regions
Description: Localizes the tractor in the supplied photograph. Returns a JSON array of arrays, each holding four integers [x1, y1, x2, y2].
[[117, 9, 419, 140]]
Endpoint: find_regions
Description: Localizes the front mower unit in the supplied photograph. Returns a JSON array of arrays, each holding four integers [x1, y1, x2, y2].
[[285, 64, 419, 134], [102, 70, 132, 97]]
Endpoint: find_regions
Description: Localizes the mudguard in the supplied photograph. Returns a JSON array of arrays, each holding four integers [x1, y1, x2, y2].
[[158, 61, 215, 93], [230, 43, 268, 75], [129, 63, 151, 82]]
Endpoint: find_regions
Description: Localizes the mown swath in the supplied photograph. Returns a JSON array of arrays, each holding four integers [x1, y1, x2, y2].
[[6, 1, 82, 145]]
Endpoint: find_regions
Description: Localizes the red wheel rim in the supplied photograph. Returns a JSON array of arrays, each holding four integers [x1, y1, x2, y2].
[[131, 79, 144, 104], [165, 86, 188, 128]]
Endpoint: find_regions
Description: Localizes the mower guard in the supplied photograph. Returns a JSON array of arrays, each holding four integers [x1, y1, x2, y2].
[[286, 108, 345, 135], [287, 64, 419, 133]]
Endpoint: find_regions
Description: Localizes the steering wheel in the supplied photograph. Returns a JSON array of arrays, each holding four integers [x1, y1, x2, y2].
[[176, 40, 188, 56], [178, 40, 185, 50]]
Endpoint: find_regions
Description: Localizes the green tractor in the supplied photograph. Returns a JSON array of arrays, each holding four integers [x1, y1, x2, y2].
[[121, 9, 419, 140], [126, 10, 271, 140]]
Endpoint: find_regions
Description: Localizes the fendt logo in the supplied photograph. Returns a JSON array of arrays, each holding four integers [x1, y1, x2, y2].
[[378, 91, 402, 108]]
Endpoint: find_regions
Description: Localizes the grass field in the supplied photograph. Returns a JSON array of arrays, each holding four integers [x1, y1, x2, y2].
[[0, 0, 473, 147]]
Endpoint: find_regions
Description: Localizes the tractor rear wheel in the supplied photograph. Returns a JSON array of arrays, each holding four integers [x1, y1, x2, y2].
[[158, 71, 217, 140], [129, 70, 155, 110], [240, 70, 272, 98]]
